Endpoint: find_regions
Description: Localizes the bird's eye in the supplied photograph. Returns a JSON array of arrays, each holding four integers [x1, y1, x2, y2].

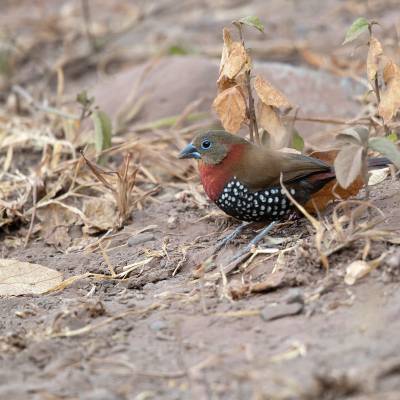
[[201, 139, 211, 150]]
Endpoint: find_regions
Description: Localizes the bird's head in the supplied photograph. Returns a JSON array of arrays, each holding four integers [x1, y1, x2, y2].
[[178, 130, 248, 165]]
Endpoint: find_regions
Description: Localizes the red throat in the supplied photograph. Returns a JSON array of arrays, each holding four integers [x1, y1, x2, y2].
[[198, 144, 245, 201]]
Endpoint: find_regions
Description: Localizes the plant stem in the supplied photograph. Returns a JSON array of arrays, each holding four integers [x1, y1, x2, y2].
[[81, 0, 99, 52], [234, 22, 260, 145]]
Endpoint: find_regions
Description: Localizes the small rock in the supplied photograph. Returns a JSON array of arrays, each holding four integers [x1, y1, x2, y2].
[[167, 215, 177, 228], [384, 250, 400, 269], [80, 389, 123, 400], [127, 233, 155, 247], [149, 319, 168, 331], [282, 288, 305, 305], [261, 303, 303, 322]]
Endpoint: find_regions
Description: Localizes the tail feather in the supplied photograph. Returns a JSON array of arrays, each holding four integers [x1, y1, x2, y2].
[[368, 157, 391, 169]]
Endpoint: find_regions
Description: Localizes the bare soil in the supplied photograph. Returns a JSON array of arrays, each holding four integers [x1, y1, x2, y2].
[[1, 1, 400, 399]]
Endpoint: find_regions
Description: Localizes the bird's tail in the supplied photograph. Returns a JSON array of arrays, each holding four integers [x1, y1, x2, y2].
[[368, 157, 391, 169]]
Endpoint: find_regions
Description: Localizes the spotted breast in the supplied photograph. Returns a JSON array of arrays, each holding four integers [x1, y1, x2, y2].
[[215, 176, 296, 222]]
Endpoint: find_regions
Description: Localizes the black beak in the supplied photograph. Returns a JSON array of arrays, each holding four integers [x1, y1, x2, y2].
[[178, 143, 201, 160]]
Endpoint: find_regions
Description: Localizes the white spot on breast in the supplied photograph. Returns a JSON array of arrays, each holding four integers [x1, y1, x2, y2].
[[290, 189, 296, 195], [261, 205, 265, 210], [274, 197, 279, 203], [272, 211, 278, 216], [268, 198, 273, 204], [279, 210, 285, 215], [260, 194, 265, 202], [267, 206, 272, 212]]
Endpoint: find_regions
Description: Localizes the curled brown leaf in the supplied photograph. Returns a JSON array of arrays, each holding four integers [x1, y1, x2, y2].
[[366, 36, 383, 83], [254, 75, 291, 109], [257, 103, 288, 149], [218, 28, 250, 82], [212, 86, 247, 133], [378, 60, 400, 122]]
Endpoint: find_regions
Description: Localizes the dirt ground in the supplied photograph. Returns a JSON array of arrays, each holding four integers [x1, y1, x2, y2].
[[1, 1, 400, 399]]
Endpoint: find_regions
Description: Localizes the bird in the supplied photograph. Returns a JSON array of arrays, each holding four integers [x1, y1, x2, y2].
[[178, 130, 389, 224]]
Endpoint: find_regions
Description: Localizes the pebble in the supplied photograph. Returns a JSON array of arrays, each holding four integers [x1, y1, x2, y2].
[[261, 303, 304, 322], [149, 319, 168, 331], [282, 288, 305, 305], [384, 250, 400, 269], [80, 388, 124, 400]]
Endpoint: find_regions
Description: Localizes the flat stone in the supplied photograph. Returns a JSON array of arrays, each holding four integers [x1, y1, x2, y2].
[[149, 319, 168, 331], [80, 388, 124, 400], [282, 288, 305, 305], [127, 233, 155, 247], [90, 56, 363, 144], [261, 302, 303, 322]]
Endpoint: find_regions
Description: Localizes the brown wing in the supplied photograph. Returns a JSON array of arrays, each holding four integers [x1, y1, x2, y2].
[[235, 145, 332, 191]]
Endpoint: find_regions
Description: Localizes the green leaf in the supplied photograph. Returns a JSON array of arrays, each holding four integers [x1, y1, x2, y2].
[[387, 131, 398, 143], [76, 90, 94, 107], [168, 45, 189, 55], [343, 17, 370, 45], [92, 110, 112, 159], [336, 126, 369, 146], [291, 130, 304, 152], [369, 137, 400, 168], [237, 16, 264, 33], [334, 144, 364, 188]]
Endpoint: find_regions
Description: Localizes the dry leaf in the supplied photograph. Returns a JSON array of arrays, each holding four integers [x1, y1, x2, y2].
[[368, 167, 389, 186], [334, 144, 364, 189], [218, 28, 250, 81], [219, 28, 233, 74], [0, 259, 63, 296], [37, 204, 79, 249], [367, 37, 383, 83], [254, 75, 291, 109], [213, 86, 247, 133], [82, 198, 116, 233], [301, 48, 328, 70], [344, 260, 371, 285], [250, 271, 285, 293], [378, 60, 400, 122], [257, 102, 289, 149]]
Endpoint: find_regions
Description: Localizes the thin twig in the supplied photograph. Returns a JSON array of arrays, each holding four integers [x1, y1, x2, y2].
[[234, 22, 260, 145], [24, 179, 37, 247], [81, 0, 99, 52], [12, 85, 78, 120]]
